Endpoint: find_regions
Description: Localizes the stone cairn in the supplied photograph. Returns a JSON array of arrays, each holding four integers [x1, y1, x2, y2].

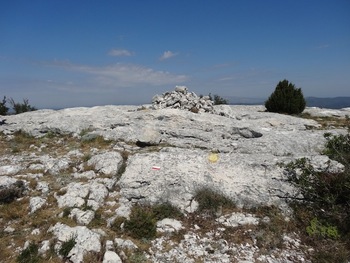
[[152, 86, 214, 113]]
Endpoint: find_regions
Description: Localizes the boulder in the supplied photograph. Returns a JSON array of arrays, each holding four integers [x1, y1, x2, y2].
[[69, 208, 95, 225], [55, 181, 109, 210], [49, 223, 101, 263], [157, 218, 184, 233], [29, 196, 46, 213], [87, 152, 123, 175], [114, 238, 138, 250], [103, 251, 122, 263], [55, 182, 90, 208], [0, 165, 22, 176], [216, 212, 259, 228]]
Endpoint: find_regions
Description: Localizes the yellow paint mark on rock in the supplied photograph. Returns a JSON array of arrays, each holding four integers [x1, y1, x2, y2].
[[208, 153, 219, 163]]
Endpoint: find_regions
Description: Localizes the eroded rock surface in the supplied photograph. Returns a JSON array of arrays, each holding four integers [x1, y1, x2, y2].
[[1, 103, 349, 262]]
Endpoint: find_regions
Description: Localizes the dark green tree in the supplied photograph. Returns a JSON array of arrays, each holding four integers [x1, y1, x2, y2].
[[0, 96, 9, 115], [9, 98, 36, 114], [265, 79, 306, 114], [209, 93, 228, 105]]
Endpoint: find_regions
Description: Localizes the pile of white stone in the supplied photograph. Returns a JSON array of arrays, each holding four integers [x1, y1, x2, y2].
[[152, 86, 214, 113]]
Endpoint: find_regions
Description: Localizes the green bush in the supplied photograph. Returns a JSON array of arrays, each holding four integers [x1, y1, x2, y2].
[[152, 202, 183, 220], [124, 205, 157, 239], [306, 217, 340, 239], [209, 93, 228, 105], [17, 242, 41, 263], [284, 127, 350, 261], [194, 187, 235, 216], [0, 180, 25, 204], [59, 235, 76, 258], [0, 96, 9, 115], [9, 98, 36, 114], [265, 79, 306, 114], [122, 202, 182, 239]]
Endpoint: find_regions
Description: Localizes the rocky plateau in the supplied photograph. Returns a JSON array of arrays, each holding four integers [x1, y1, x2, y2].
[[1, 88, 350, 263]]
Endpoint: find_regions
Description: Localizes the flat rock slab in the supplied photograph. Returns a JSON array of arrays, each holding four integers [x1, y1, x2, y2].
[[1, 105, 348, 211], [118, 147, 295, 210]]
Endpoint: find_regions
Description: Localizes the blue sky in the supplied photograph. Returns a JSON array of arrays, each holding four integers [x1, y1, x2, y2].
[[1, 0, 349, 109]]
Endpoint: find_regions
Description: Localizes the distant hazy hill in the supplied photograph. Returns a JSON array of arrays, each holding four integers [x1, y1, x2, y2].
[[226, 96, 350, 109], [305, 97, 350, 109], [226, 96, 265, 105]]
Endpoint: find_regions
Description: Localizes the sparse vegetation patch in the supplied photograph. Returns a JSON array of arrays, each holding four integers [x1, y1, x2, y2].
[[16, 242, 41, 263], [194, 187, 236, 216], [283, 125, 350, 261], [59, 235, 76, 259]]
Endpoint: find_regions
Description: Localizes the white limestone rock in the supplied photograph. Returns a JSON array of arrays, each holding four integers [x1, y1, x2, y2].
[[87, 151, 123, 175], [0, 165, 22, 175], [55, 182, 90, 208], [48, 158, 70, 175], [152, 86, 214, 113], [309, 155, 345, 173], [37, 155, 70, 175], [0, 104, 348, 214], [73, 170, 96, 179], [118, 148, 294, 210], [105, 240, 114, 251], [36, 181, 49, 194], [4, 226, 15, 233], [31, 228, 40, 235], [114, 238, 138, 250], [39, 240, 50, 255], [216, 212, 259, 228], [0, 176, 18, 187], [88, 182, 109, 205], [55, 181, 109, 210], [103, 251, 122, 263], [29, 196, 46, 213], [49, 223, 101, 263], [157, 218, 184, 233], [114, 198, 132, 218], [174, 85, 188, 94], [69, 208, 95, 225], [93, 177, 117, 191]]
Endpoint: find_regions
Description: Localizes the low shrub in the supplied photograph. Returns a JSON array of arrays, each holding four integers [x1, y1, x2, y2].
[[209, 93, 228, 105], [122, 202, 182, 240], [284, 127, 350, 261], [0, 96, 9, 115], [0, 180, 25, 204], [152, 202, 183, 220], [59, 235, 76, 258], [17, 242, 41, 263], [306, 217, 340, 239], [194, 187, 235, 216], [123, 205, 157, 239], [9, 98, 36, 114]]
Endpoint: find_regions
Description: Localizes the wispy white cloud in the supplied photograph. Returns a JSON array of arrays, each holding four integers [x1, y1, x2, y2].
[[159, 51, 178, 61], [44, 60, 188, 87], [109, 49, 134, 57], [218, 76, 235, 81], [315, 44, 330, 49]]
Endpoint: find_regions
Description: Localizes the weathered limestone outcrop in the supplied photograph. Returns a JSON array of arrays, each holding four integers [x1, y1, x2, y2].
[[49, 223, 101, 263], [1, 103, 349, 262]]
